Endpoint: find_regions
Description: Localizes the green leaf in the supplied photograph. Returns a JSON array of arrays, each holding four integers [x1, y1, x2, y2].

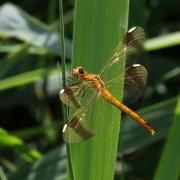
[[153, 94, 180, 180], [0, 67, 57, 91], [0, 3, 71, 58], [145, 31, 180, 51], [0, 167, 8, 180], [66, 0, 129, 179], [0, 128, 41, 162], [0, 42, 48, 55], [9, 146, 66, 180], [119, 97, 177, 155]]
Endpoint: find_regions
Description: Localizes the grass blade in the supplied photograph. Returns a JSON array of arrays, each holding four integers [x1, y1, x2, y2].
[[0, 3, 71, 58], [153, 94, 180, 180], [145, 31, 180, 51], [119, 97, 177, 155], [58, 0, 74, 179], [0, 67, 57, 91]]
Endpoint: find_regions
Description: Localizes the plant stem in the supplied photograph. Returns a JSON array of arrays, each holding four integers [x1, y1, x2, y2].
[[58, 0, 74, 179]]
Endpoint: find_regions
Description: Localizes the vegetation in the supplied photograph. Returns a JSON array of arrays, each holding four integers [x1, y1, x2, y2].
[[0, 0, 180, 180]]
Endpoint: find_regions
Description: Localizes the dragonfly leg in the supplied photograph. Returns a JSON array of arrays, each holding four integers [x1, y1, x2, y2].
[[66, 76, 76, 86]]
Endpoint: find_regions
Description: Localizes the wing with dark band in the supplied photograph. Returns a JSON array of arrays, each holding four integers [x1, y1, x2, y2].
[[99, 26, 145, 77], [123, 64, 148, 105], [62, 94, 96, 143], [62, 89, 114, 143], [123, 27, 145, 65]]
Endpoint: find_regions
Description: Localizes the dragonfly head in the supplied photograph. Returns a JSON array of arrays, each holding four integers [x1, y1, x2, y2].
[[72, 67, 85, 79]]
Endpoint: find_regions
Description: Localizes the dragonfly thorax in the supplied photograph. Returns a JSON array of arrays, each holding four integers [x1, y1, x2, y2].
[[83, 74, 106, 93], [72, 67, 106, 92]]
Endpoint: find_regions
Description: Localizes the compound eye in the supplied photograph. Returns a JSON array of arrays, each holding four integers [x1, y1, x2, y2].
[[78, 67, 84, 74]]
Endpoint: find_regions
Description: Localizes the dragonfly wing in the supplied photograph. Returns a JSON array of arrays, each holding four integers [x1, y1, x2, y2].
[[124, 27, 145, 66], [100, 26, 145, 77], [123, 64, 148, 105], [59, 87, 80, 108], [62, 94, 96, 143], [59, 81, 91, 109], [62, 87, 114, 143], [99, 27, 146, 104]]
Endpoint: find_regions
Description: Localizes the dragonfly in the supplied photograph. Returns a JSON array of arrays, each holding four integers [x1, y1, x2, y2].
[[60, 27, 155, 143]]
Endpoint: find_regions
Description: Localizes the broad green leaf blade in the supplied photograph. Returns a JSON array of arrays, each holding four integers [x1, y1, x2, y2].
[[0, 3, 72, 58], [67, 0, 129, 179], [153, 95, 180, 180]]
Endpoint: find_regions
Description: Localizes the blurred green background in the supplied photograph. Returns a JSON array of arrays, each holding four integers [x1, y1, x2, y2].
[[0, 0, 180, 180]]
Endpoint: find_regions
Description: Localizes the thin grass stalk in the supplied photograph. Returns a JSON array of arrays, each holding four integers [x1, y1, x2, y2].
[[58, 0, 74, 179], [48, 0, 58, 23]]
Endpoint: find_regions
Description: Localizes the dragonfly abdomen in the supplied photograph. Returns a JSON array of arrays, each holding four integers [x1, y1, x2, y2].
[[101, 89, 155, 136], [84, 74, 106, 93]]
